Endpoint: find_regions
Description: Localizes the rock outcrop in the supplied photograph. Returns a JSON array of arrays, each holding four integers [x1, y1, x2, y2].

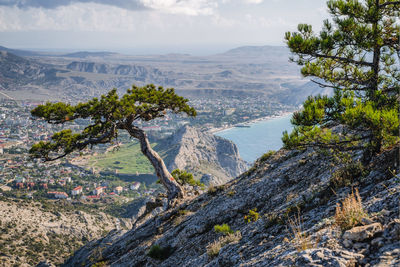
[[156, 125, 249, 185], [0, 199, 131, 266], [63, 143, 400, 267]]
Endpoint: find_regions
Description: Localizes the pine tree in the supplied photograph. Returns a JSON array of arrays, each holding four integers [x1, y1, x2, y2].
[[283, 0, 399, 160], [30, 84, 196, 205]]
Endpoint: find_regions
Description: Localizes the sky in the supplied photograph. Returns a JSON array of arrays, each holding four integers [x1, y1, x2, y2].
[[0, 0, 328, 55]]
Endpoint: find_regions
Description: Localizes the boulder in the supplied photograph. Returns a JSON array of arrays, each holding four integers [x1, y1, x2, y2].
[[343, 223, 383, 242]]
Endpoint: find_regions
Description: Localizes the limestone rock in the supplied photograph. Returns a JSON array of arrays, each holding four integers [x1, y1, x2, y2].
[[63, 143, 400, 267], [342, 223, 383, 242], [296, 248, 364, 267], [158, 125, 249, 185]]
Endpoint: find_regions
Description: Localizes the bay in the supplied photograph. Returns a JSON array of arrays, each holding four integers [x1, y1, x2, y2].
[[215, 114, 293, 163]]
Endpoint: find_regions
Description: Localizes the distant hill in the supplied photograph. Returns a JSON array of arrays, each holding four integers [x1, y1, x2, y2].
[[0, 45, 44, 57], [0, 51, 60, 89], [61, 51, 118, 58], [219, 45, 290, 61], [0, 45, 326, 105]]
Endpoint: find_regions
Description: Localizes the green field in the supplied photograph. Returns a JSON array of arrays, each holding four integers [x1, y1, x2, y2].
[[89, 141, 156, 174]]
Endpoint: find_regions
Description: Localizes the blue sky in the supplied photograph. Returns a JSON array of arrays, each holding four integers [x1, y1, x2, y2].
[[0, 0, 328, 54]]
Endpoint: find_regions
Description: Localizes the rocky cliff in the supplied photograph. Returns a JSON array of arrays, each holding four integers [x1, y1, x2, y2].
[[156, 125, 249, 185], [0, 198, 132, 266], [63, 142, 400, 267]]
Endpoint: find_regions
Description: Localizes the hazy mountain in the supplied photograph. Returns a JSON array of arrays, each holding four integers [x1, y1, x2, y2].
[[0, 51, 61, 89], [0, 45, 328, 104], [0, 45, 43, 57], [61, 51, 118, 58]]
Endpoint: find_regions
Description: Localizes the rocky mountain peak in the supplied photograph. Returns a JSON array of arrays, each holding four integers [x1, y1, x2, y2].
[[157, 125, 249, 185]]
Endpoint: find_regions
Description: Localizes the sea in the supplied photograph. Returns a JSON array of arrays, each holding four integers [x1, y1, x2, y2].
[[215, 114, 294, 163]]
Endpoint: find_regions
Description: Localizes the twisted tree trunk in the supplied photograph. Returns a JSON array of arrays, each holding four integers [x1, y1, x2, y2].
[[124, 125, 184, 205]]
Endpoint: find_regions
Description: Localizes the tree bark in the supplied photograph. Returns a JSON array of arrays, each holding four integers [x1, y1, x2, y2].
[[124, 125, 184, 205]]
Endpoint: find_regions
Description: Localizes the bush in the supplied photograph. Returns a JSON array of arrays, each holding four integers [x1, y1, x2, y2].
[[214, 224, 234, 235], [330, 161, 366, 189], [259, 150, 275, 163], [171, 169, 204, 188], [207, 231, 242, 258], [335, 188, 367, 231], [244, 208, 259, 223], [207, 185, 225, 196], [147, 245, 174, 261], [287, 211, 314, 251]]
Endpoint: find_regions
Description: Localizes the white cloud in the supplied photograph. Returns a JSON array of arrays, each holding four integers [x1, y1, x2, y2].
[[0, 4, 148, 32], [243, 0, 264, 4], [141, 0, 218, 16]]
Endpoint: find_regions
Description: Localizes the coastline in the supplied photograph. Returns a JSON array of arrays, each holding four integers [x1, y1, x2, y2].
[[208, 111, 293, 135]]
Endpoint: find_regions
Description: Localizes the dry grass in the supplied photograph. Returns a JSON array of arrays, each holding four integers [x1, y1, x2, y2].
[[207, 231, 242, 258], [287, 211, 315, 251], [334, 188, 367, 231]]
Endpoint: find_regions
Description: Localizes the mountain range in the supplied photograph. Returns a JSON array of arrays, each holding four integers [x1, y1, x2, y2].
[[0, 45, 328, 105]]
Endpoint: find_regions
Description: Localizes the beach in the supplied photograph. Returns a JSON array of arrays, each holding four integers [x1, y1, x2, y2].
[[207, 111, 293, 135]]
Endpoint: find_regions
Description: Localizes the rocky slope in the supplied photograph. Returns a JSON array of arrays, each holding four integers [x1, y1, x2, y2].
[[0, 198, 132, 266], [156, 125, 249, 185], [0, 51, 60, 89], [63, 143, 400, 267]]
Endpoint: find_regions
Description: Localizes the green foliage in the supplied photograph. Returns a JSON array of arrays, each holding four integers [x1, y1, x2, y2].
[[171, 169, 204, 187], [30, 84, 196, 161], [207, 185, 225, 196], [259, 150, 275, 163], [214, 224, 234, 235], [91, 262, 108, 267], [147, 244, 174, 261], [283, 0, 400, 156], [330, 160, 366, 188], [244, 208, 260, 223]]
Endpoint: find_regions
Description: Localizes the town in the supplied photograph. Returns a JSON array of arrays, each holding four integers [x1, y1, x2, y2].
[[0, 95, 294, 209]]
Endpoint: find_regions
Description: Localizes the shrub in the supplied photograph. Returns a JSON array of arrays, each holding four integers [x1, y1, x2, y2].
[[335, 188, 367, 231], [287, 211, 314, 251], [171, 169, 204, 187], [207, 231, 242, 258], [244, 208, 259, 223], [207, 185, 225, 196], [91, 262, 108, 267], [264, 212, 284, 229], [330, 161, 366, 189], [259, 150, 275, 163], [226, 190, 236, 197], [214, 224, 234, 235], [147, 244, 174, 261]]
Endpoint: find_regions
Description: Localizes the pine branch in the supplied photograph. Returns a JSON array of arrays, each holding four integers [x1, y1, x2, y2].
[[311, 53, 374, 67], [379, 1, 400, 8]]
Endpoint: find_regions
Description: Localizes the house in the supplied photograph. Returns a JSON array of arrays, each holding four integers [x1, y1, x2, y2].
[[114, 186, 123, 194], [93, 186, 104, 195], [71, 186, 83, 196], [130, 182, 141, 190], [55, 192, 68, 199], [48, 191, 68, 199], [15, 177, 25, 183]]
